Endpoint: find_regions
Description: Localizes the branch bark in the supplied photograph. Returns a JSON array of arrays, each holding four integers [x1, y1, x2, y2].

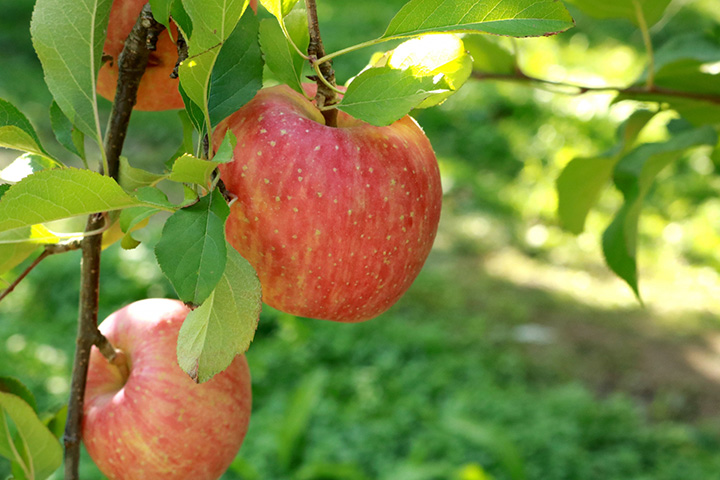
[[0, 241, 83, 304], [471, 70, 720, 105], [63, 4, 165, 479], [305, 0, 338, 127]]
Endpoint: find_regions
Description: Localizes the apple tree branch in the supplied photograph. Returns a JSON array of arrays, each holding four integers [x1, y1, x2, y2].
[[63, 4, 166, 479]]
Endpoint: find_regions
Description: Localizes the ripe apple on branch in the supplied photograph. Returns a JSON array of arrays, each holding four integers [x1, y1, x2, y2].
[[82, 299, 252, 480], [214, 83, 443, 322]]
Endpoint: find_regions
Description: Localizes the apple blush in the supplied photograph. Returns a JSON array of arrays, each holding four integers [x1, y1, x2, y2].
[[214, 84, 442, 322]]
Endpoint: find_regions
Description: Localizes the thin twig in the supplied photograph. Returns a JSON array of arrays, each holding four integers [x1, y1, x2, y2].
[[0, 251, 49, 303], [63, 4, 164, 479], [305, 0, 338, 127], [471, 70, 720, 105], [0, 240, 84, 304]]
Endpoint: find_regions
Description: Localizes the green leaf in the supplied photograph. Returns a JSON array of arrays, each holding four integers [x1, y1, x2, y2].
[[384, 33, 472, 108], [653, 33, 720, 72], [119, 206, 159, 233], [118, 206, 159, 249], [0, 379, 36, 414], [155, 189, 230, 305], [135, 186, 176, 209], [339, 66, 450, 126], [208, 10, 263, 127], [49, 101, 86, 162], [179, 82, 207, 135], [0, 392, 63, 480], [557, 156, 617, 235], [0, 168, 144, 234], [212, 130, 237, 164], [613, 34, 720, 125], [30, 0, 110, 142], [0, 225, 59, 276], [0, 153, 62, 184], [168, 110, 197, 168], [259, 7, 309, 95], [168, 154, 221, 186], [557, 109, 656, 234], [383, 0, 574, 39], [178, 0, 251, 126], [259, 0, 300, 19], [43, 406, 67, 441], [149, 0, 174, 31], [0, 98, 49, 157], [564, 0, 670, 27], [176, 246, 261, 383], [603, 126, 718, 297], [171, 0, 193, 38], [464, 35, 516, 75], [119, 157, 166, 193]]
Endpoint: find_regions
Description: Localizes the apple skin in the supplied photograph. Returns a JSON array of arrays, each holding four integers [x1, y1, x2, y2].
[[214, 85, 442, 322], [82, 299, 252, 480], [97, 0, 258, 111]]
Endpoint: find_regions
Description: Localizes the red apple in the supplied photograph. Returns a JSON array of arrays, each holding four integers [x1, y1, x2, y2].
[[82, 299, 252, 480], [97, 0, 258, 111], [213, 84, 442, 323]]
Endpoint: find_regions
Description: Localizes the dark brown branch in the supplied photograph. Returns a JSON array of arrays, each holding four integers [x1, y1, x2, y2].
[[305, 0, 338, 127], [171, 30, 188, 79], [64, 4, 164, 479], [0, 251, 49, 303], [103, 4, 166, 178], [0, 240, 83, 304], [63, 214, 104, 480], [471, 70, 720, 105]]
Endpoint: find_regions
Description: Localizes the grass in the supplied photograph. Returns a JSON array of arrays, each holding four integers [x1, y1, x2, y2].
[[1, 235, 720, 479]]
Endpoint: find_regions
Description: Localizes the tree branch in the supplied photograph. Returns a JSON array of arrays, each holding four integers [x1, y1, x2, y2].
[[63, 4, 165, 479], [63, 214, 104, 480], [471, 70, 720, 105], [0, 241, 83, 304], [103, 4, 166, 178], [305, 0, 338, 127], [171, 30, 188, 79]]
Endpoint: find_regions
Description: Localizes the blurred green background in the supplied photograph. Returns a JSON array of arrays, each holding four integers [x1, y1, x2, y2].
[[2, 0, 720, 479]]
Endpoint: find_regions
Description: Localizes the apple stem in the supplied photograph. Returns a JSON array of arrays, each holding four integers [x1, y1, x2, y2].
[[305, 0, 339, 127], [63, 5, 164, 479]]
